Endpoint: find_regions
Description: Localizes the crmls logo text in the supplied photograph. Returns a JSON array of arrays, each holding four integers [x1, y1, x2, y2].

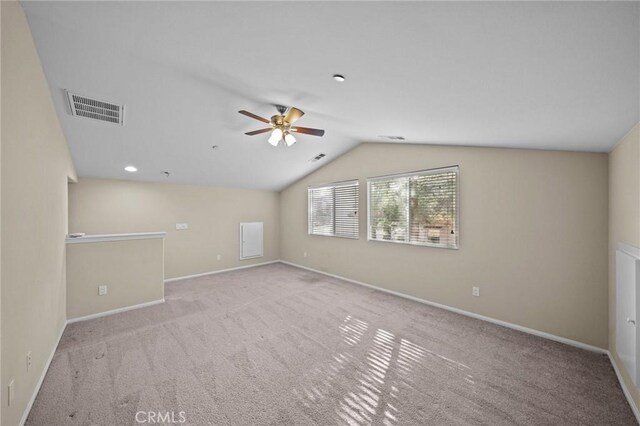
[[135, 411, 186, 424]]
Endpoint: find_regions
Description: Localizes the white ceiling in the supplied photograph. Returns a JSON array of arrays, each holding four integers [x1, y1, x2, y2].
[[22, 1, 639, 191]]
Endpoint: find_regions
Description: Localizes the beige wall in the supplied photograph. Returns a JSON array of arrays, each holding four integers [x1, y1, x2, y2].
[[0, 3, 4, 423], [69, 178, 280, 280], [66, 237, 165, 319], [1, 2, 77, 425], [281, 143, 609, 348], [608, 123, 640, 408]]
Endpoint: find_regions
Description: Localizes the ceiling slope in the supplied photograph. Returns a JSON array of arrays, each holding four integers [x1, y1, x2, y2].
[[22, 1, 640, 190]]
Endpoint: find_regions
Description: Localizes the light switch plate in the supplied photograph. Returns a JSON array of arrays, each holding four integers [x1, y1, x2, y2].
[[99, 285, 107, 296]]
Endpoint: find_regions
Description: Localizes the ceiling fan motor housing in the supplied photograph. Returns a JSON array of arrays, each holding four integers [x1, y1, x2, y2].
[[271, 115, 286, 127]]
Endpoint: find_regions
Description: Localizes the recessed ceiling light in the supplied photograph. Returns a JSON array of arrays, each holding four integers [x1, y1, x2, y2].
[[332, 74, 345, 82], [124, 165, 137, 173]]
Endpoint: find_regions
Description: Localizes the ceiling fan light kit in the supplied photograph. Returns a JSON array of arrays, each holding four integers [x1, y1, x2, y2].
[[238, 105, 325, 147], [268, 128, 283, 146], [284, 132, 296, 146]]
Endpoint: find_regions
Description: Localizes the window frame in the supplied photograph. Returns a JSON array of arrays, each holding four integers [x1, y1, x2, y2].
[[367, 165, 459, 250], [308, 179, 359, 239]]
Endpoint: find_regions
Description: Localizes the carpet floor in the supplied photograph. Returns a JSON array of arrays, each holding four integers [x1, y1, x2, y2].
[[26, 263, 635, 425]]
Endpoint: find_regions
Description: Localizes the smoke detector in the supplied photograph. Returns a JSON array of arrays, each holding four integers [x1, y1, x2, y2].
[[66, 90, 124, 125]]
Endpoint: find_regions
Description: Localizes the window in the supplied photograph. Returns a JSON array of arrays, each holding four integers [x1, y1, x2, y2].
[[308, 180, 359, 238], [368, 166, 458, 249]]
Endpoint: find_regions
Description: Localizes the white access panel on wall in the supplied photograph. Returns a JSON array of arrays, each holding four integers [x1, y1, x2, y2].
[[240, 222, 264, 260], [616, 242, 640, 387]]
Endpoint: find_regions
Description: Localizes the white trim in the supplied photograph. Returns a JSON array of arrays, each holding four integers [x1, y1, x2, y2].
[[608, 351, 640, 424], [20, 321, 67, 426], [618, 242, 640, 260], [308, 179, 359, 190], [65, 232, 166, 244], [239, 222, 264, 260], [164, 260, 280, 283], [308, 180, 360, 239], [21, 298, 166, 423], [366, 236, 459, 250], [67, 299, 165, 324], [366, 166, 459, 250], [279, 260, 606, 354], [367, 164, 459, 182], [18, 261, 638, 424]]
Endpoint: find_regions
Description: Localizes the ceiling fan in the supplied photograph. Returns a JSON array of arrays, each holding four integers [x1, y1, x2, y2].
[[238, 105, 325, 147]]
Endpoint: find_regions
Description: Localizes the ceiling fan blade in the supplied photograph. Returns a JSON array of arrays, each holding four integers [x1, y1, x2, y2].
[[291, 126, 325, 137], [238, 110, 271, 124], [284, 107, 305, 124], [244, 128, 273, 136]]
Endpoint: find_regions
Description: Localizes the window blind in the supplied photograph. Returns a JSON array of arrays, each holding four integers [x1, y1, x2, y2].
[[308, 180, 359, 238], [368, 166, 458, 249]]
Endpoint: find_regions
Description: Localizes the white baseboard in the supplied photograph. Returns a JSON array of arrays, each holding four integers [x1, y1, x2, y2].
[[67, 299, 165, 324], [20, 320, 67, 426], [608, 351, 640, 423], [21, 298, 165, 423], [164, 260, 280, 283], [279, 260, 607, 354], [286, 258, 640, 419], [20, 260, 637, 425]]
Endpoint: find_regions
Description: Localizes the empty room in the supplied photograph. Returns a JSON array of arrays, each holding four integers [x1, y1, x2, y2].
[[1, 1, 639, 425]]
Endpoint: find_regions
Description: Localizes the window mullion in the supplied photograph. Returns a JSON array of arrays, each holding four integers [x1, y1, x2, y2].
[[332, 186, 336, 236]]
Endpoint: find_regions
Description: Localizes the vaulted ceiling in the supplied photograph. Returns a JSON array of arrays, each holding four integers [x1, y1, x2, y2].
[[22, 1, 639, 191]]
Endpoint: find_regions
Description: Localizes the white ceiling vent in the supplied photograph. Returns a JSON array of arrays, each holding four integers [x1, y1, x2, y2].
[[378, 135, 405, 141], [66, 90, 124, 125]]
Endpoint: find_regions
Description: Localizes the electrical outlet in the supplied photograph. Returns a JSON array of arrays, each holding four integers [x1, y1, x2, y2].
[[98, 285, 108, 296], [176, 223, 188, 230], [303, 252, 308, 257], [216, 254, 221, 261], [472, 286, 480, 297], [27, 352, 32, 372], [8, 379, 14, 406]]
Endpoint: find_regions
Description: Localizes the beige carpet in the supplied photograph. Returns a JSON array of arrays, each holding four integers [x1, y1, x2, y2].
[[27, 263, 635, 425]]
